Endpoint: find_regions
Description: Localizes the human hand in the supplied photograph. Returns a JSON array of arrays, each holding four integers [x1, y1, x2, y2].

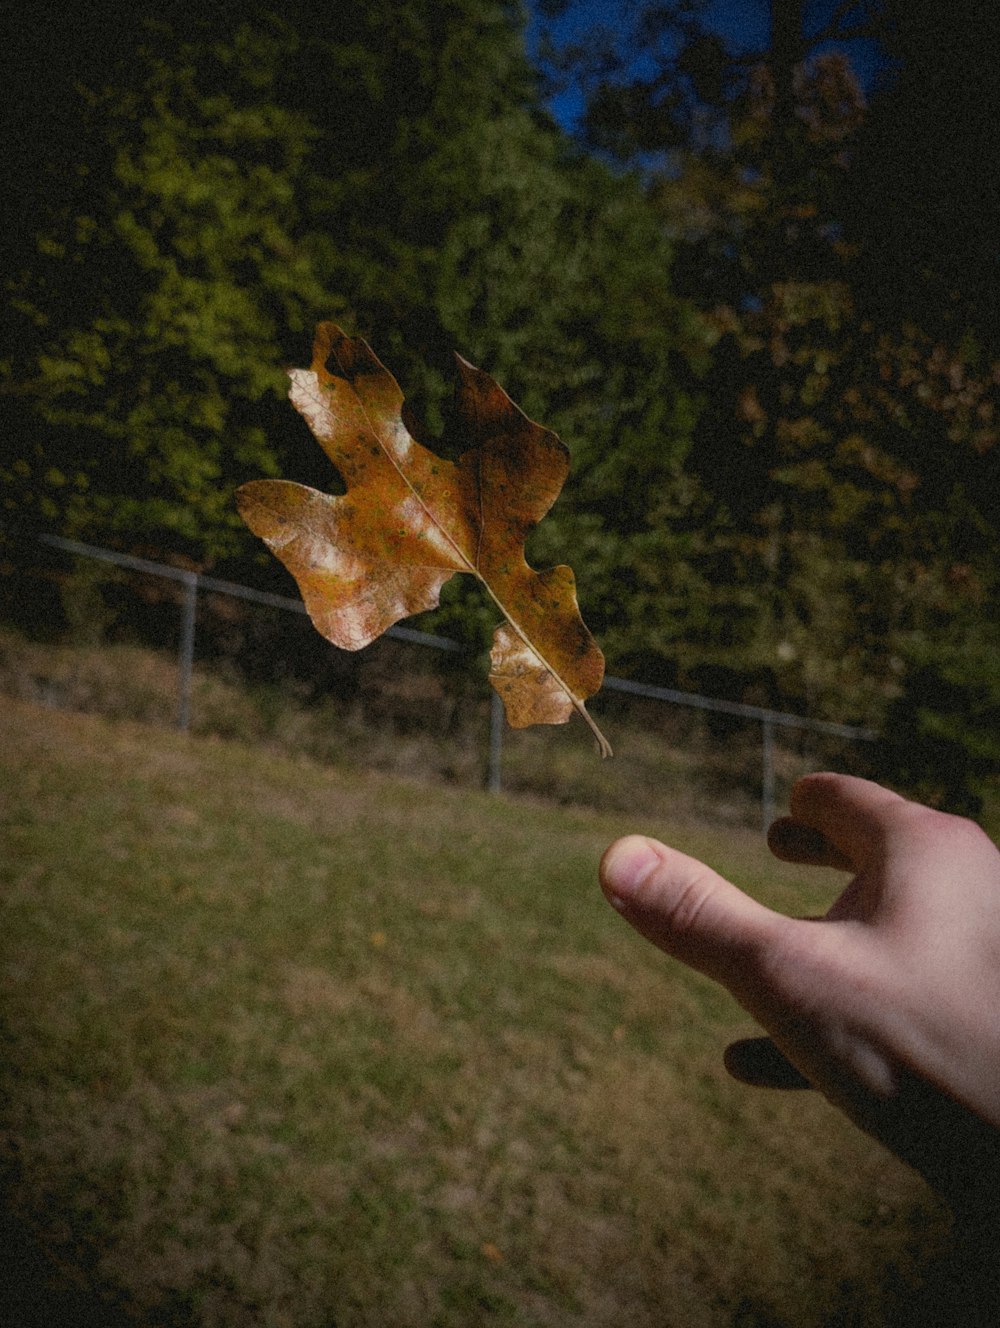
[[599, 773, 1000, 1222]]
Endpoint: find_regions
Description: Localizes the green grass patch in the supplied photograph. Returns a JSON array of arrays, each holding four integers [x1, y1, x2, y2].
[[0, 699, 958, 1326]]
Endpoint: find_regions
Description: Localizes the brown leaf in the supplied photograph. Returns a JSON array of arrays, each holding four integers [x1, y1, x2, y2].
[[237, 323, 611, 756]]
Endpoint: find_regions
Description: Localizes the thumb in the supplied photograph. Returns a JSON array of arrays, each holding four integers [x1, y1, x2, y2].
[[599, 835, 789, 993]]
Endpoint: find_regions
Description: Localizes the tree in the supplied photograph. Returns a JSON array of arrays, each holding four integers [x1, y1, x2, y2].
[[546, 0, 1000, 805], [2, 7, 340, 558], [846, 0, 1000, 349], [2, 0, 701, 675]]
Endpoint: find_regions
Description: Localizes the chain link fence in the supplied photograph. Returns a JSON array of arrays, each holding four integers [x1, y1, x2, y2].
[[1, 533, 879, 829]]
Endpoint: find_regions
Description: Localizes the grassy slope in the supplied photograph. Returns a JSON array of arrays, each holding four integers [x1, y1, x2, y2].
[[0, 700, 949, 1327]]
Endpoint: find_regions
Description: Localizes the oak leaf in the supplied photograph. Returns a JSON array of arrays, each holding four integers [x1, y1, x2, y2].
[[236, 323, 611, 756]]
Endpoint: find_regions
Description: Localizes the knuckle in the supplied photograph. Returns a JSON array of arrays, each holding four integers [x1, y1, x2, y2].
[[908, 804, 999, 863], [658, 870, 713, 939]]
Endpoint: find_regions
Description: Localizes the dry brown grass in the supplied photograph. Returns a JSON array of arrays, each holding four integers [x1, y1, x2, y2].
[[0, 697, 966, 1327], [0, 624, 868, 829]]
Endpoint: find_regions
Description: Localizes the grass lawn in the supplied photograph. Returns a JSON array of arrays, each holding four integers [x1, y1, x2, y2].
[[0, 699, 955, 1326]]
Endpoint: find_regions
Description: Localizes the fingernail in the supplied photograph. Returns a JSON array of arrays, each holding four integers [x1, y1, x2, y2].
[[601, 837, 659, 907]]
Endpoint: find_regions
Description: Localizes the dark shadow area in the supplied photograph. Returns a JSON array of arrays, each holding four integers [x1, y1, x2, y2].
[[0, 1206, 136, 1328]]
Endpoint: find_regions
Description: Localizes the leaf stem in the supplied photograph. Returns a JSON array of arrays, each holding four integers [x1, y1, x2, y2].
[[574, 697, 614, 759]]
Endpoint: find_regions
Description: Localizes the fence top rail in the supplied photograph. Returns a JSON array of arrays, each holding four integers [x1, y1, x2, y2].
[[38, 533, 465, 652], [34, 531, 876, 738], [600, 674, 877, 741], [40, 532, 199, 587]]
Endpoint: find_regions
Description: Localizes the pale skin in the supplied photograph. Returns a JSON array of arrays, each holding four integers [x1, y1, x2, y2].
[[599, 772, 1000, 1226]]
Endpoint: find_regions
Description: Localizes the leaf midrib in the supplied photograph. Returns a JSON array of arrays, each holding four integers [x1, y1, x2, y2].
[[331, 366, 609, 753]]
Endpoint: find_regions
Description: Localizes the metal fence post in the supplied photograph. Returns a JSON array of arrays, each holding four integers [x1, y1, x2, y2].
[[761, 717, 776, 833], [33, 535, 879, 803], [488, 691, 504, 793], [177, 572, 198, 731]]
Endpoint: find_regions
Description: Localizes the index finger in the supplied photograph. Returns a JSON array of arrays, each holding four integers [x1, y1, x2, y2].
[[783, 772, 908, 868], [766, 817, 854, 870]]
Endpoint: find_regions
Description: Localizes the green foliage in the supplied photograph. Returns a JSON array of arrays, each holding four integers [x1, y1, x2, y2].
[[2, 0, 697, 604], [2, 11, 342, 557], [877, 562, 1000, 815], [541, 0, 1000, 799]]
